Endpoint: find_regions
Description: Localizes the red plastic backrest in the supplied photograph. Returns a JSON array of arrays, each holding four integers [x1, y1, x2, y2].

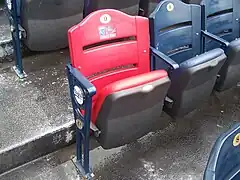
[[68, 9, 150, 94]]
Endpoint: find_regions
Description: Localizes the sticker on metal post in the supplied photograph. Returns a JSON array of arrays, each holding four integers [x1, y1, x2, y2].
[[6, 0, 12, 10], [76, 119, 83, 130], [98, 26, 117, 40], [233, 133, 240, 147], [74, 86, 84, 105]]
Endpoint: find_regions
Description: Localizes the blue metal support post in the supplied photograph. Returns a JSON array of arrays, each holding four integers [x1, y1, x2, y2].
[[67, 64, 96, 179], [68, 1, 99, 178], [5, 0, 26, 78]]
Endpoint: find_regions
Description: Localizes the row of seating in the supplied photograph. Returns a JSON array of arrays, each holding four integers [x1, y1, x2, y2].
[[20, 0, 145, 51], [66, 0, 240, 177], [19, 0, 196, 51]]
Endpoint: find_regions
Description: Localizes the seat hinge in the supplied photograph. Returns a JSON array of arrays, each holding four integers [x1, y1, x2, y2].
[[18, 24, 26, 39], [90, 122, 101, 137], [138, 8, 145, 16], [10, 23, 26, 40], [165, 96, 174, 109]]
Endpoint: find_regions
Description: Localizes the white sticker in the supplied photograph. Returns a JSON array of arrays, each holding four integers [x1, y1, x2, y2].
[[142, 84, 154, 93], [74, 86, 84, 105], [167, 3, 174, 12], [98, 25, 117, 39], [76, 119, 83, 129], [6, 0, 12, 10], [100, 14, 111, 24], [233, 133, 240, 147]]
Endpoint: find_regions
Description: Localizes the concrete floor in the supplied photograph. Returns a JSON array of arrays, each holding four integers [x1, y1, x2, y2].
[[0, 49, 75, 173], [0, 49, 70, 150], [1, 77, 239, 179], [0, 6, 13, 61]]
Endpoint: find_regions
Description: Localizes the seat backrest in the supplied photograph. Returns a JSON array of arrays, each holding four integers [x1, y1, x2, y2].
[[147, 1, 198, 16], [149, 0, 202, 63], [68, 9, 150, 96], [204, 123, 240, 180], [202, 0, 240, 42], [84, 0, 140, 17]]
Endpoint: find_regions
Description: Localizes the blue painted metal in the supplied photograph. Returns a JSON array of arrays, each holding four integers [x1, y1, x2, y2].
[[204, 123, 240, 180], [66, 64, 96, 179], [83, 0, 93, 18], [201, 0, 240, 50], [201, 30, 229, 49], [5, 0, 26, 79], [150, 46, 179, 71], [149, 0, 201, 69]]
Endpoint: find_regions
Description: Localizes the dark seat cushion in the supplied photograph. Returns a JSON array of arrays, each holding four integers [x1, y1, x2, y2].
[[21, 0, 84, 51], [95, 70, 171, 149], [179, 48, 225, 69], [165, 48, 226, 117]]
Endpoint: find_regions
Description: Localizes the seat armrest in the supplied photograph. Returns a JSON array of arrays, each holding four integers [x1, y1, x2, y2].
[[66, 63, 96, 97], [201, 30, 229, 48], [150, 46, 179, 70]]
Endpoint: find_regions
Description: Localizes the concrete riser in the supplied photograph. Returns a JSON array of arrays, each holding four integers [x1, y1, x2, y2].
[[0, 122, 75, 174]]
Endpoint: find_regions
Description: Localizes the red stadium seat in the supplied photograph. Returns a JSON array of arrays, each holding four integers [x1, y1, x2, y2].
[[67, 9, 170, 149]]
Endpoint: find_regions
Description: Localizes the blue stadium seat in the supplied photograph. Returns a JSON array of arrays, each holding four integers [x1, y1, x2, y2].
[[149, 0, 226, 118], [201, 0, 240, 91], [204, 123, 240, 180]]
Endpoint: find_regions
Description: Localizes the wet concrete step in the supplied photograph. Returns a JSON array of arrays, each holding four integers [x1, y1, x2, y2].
[[0, 6, 13, 62], [0, 49, 75, 174], [0, 139, 121, 180]]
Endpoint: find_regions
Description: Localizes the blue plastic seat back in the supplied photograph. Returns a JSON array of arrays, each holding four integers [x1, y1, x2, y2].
[[149, 0, 201, 65], [204, 123, 240, 180], [146, 1, 193, 17], [202, 0, 240, 49]]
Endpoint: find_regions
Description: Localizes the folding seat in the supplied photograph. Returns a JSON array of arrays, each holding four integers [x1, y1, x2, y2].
[[149, 0, 226, 118], [204, 123, 240, 180], [67, 9, 171, 151], [201, 0, 240, 91], [21, 0, 141, 52], [21, 0, 84, 51]]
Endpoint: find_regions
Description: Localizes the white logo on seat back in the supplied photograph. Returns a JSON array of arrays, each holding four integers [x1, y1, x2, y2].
[[100, 14, 111, 24], [167, 3, 174, 12]]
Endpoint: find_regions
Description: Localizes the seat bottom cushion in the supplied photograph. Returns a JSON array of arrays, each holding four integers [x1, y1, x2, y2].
[[94, 70, 171, 149], [165, 48, 226, 117]]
